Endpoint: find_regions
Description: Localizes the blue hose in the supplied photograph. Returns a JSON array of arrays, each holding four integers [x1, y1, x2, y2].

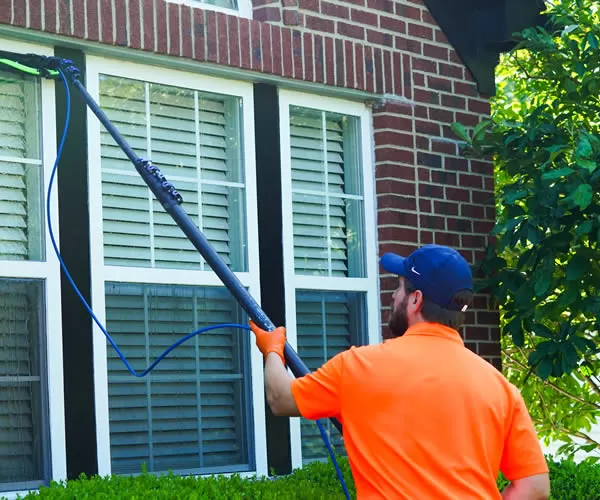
[[48, 68, 350, 498]]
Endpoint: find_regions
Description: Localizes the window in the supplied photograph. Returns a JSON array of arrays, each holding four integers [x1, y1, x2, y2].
[[278, 91, 380, 466], [0, 40, 66, 493], [173, 0, 253, 18], [86, 58, 265, 477]]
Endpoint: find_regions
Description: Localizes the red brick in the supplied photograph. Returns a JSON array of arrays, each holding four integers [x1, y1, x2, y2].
[[431, 139, 456, 155], [421, 183, 445, 199], [217, 13, 228, 64], [471, 160, 493, 176], [402, 53, 411, 99], [322, 1, 349, 18], [376, 163, 416, 180], [272, 25, 283, 74], [418, 167, 430, 182], [379, 227, 419, 243], [351, 8, 377, 26], [304, 33, 314, 81], [420, 214, 445, 230], [72, 0, 86, 38], [429, 107, 453, 123], [376, 178, 416, 196], [421, 230, 434, 244], [375, 147, 414, 164], [442, 94, 466, 109], [168, 3, 181, 55], [374, 47, 383, 92], [367, 0, 393, 12], [377, 194, 417, 211], [228, 16, 240, 67], [129, 0, 142, 49], [283, 28, 294, 78], [261, 23, 273, 73], [378, 210, 418, 227], [314, 34, 325, 83], [283, 9, 302, 25], [254, 5, 281, 22], [418, 151, 441, 168], [396, 37, 421, 54], [181, 6, 193, 58], [454, 81, 478, 97], [375, 130, 414, 148], [283, 0, 298, 6], [479, 343, 501, 357], [141, 0, 153, 50], [465, 327, 490, 341], [439, 62, 463, 79], [423, 43, 448, 60], [412, 57, 436, 73], [338, 21, 364, 40], [395, 4, 421, 20], [414, 89, 439, 105], [44, 0, 56, 32], [30, 0, 43, 29], [435, 232, 461, 247], [383, 50, 392, 94], [459, 173, 483, 189], [324, 36, 334, 84], [445, 157, 468, 171], [294, 30, 304, 79], [472, 190, 494, 206], [422, 10, 436, 25], [408, 23, 433, 40], [415, 120, 440, 136], [13, 0, 26, 26], [299, 0, 319, 10], [415, 135, 428, 149], [462, 234, 486, 248], [156, 0, 167, 52], [455, 112, 479, 127], [367, 29, 393, 47], [306, 15, 334, 33], [428, 76, 452, 92], [432, 170, 456, 185], [469, 99, 491, 115], [100, 0, 113, 42], [58, 0, 69, 34], [393, 52, 402, 95], [364, 45, 375, 93], [355, 43, 364, 89], [378, 101, 413, 116], [380, 15, 405, 32], [206, 11, 218, 62], [344, 40, 354, 87], [447, 217, 473, 232], [194, 9, 206, 62], [445, 187, 470, 203], [115, 0, 128, 45], [373, 114, 412, 131], [334, 38, 344, 86], [434, 200, 459, 216], [250, 20, 262, 70], [419, 198, 432, 212], [460, 204, 485, 219]]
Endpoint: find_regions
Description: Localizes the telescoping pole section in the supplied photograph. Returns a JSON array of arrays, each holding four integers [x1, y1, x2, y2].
[[7, 53, 342, 433]]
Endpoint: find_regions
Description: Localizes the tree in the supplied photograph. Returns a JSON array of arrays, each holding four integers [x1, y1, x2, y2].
[[453, 0, 600, 460]]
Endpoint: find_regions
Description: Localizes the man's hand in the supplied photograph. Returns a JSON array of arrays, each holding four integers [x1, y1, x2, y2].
[[249, 321, 286, 364]]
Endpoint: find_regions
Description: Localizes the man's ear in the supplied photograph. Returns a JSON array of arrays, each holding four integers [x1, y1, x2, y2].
[[409, 289, 424, 313]]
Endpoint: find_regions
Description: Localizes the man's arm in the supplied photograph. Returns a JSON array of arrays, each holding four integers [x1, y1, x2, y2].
[[501, 473, 550, 500], [264, 352, 301, 417]]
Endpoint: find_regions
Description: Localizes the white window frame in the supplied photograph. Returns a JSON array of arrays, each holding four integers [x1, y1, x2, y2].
[[168, 0, 253, 18], [0, 38, 67, 497], [85, 56, 267, 477], [278, 90, 380, 469]]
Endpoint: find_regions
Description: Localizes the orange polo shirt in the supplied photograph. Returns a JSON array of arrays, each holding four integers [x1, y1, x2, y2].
[[290, 322, 548, 499]]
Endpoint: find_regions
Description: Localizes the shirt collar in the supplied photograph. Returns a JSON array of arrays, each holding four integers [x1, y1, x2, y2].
[[402, 322, 464, 345]]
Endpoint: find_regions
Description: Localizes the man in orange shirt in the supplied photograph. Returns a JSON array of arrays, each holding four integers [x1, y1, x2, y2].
[[250, 244, 550, 499]]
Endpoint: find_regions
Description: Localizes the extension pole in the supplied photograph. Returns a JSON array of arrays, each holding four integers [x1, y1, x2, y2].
[[57, 60, 342, 433]]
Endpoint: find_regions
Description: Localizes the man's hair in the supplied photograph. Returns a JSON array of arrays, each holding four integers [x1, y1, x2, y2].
[[403, 278, 473, 330]]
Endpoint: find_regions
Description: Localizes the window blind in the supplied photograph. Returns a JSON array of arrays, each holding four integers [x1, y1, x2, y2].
[[105, 283, 252, 474]]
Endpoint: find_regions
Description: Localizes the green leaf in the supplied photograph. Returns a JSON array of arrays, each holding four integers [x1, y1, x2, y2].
[[542, 167, 575, 180], [566, 253, 588, 281], [588, 32, 599, 49], [576, 159, 597, 173], [576, 220, 594, 235], [507, 318, 524, 347], [537, 358, 553, 380], [472, 119, 492, 140], [532, 323, 554, 339], [451, 122, 470, 143], [576, 135, 593, 158], [572, 183, 593, 210]]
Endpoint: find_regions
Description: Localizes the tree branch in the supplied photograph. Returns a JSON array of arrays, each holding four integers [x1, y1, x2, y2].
[[504, 351, 600, 410]]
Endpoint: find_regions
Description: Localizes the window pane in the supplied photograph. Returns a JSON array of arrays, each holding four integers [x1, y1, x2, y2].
[[99, 76, 247, 271], [0, 71, 43, 261], [203, 0, 238, 9], [295, 290, 366, 463], [0, 279, 48, 491], [289, 107, 365, 277], [105, 283, 253, 474]]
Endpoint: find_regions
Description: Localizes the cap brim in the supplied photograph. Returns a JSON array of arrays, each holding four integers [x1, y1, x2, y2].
[[380, 253, 407, 276]]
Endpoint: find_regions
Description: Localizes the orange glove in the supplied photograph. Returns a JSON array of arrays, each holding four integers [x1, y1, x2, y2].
[[249, 320, 286, 364]]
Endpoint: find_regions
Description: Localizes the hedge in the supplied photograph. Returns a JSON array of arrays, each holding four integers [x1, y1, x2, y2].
[[5, 456, 598, 499]]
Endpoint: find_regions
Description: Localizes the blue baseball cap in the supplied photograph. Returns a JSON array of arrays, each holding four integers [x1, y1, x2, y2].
[[380, 245, 473, 311]]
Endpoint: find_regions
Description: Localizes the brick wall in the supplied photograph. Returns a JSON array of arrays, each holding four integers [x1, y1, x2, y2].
[[0, 0, 499, 367]]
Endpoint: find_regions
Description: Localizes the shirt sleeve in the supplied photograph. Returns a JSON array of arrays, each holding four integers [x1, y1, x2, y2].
[[290, 350, 346, 420], [500, 385, 549, 480]]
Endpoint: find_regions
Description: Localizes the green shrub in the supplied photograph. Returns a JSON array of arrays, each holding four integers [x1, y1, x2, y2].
[[5, 456, 598, 499]]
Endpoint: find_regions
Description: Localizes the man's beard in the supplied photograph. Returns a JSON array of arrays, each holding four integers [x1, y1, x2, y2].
[[386, 296, 409, 339]]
